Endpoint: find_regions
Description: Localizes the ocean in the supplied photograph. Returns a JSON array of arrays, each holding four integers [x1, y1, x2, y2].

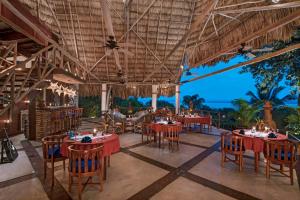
[[205, 101, 298, 109]]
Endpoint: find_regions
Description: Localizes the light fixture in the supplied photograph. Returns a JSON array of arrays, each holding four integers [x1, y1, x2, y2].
[[180, 65, 184, 70], [271, 0, 280, 3], [185, 70, 192, 76]]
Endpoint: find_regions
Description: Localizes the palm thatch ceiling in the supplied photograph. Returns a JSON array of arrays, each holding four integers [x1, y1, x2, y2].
[[18, 0, 300, 97]]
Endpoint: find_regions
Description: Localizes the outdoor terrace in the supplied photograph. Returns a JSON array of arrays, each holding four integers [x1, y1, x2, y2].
[[0, 118, 299, 200]]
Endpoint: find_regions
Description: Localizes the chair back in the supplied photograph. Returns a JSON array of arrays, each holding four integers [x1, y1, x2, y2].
[[68, 144, 103, 176], [42, 134, 65, 160], [221, 132, 244, 154], [265, 140, 297, 165], [166, 126, 180, 139]]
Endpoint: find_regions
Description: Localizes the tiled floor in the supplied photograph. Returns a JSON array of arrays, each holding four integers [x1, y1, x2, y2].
[[130, 143, 205, 167], [189, 152, 300, 200], [151, 177, 235, 200], [0, 178, 49, 200], [0, 118, 299, 200]]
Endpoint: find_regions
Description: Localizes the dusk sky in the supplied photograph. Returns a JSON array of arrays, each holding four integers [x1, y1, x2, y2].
[[140, 55, 294, 108]]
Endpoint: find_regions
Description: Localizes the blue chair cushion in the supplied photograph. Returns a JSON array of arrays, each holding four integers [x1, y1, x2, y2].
[[70, 159, 98, 173], [273, 150, 292, 161], [48, 146, 61, 158]]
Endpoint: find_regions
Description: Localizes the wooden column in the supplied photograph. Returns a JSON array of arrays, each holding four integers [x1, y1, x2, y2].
[[152, 85, 158, 112], [175, 85, 180, 114], [101, 84, 107, 114]]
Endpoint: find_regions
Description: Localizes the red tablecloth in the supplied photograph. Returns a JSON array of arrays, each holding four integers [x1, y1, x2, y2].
[[233, 130, 287, 153], [177, 116, 211, 126], [150, 122, 182, 134], [61, 133, 120, 157]]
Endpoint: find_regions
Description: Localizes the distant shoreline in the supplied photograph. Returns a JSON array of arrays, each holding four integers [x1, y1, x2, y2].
[[205, 101, 298, 109]]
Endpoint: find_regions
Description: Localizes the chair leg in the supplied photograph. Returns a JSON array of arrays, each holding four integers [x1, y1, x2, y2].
[[239, 155, 242, 172], [78, 176, 82, 200], [44, 161, 47, 180], [68, 174, 72, 192], [51, 161, 55, 187], [280, 164, 283, 173], [266, 161, 270, 179], [99, 169, 103, 192], [108, 156, 111, 167], [290, 165, 294, 185], [63, 160, 65, 171], [221, 152, 225, 167]]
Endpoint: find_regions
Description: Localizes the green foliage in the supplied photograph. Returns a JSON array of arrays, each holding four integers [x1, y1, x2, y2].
[[273, 107, 297, 132], [246, 84, 295, 108], [231, 99, 259, 128], [113, 96, 145, 115], [241, 28, 300, 106], [285, 107, 300, 138], [182, 94, 205, 110], [78, 96, 100, 118]]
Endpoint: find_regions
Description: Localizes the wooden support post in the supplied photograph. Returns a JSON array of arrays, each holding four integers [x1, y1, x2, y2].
[[152, 85, 158, 112], [175, 85, 180, 114], [101, 84, 107, 115]]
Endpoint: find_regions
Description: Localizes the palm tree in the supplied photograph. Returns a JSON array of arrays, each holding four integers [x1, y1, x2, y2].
[[232, 99, 259, 128], [246, 84, 295, 107], [182, 94, 205, 110]]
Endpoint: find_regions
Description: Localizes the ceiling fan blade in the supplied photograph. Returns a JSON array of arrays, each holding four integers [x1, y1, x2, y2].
[[221, 51, 237, 55], [118, 48, 134, 57], [105, 49, 112, 56], [246, 52, 256, 59], [99, 0, 115, 37], [251, 47, 273, 52], [118, 43, 136, 48], [112, 49, 122, 71]]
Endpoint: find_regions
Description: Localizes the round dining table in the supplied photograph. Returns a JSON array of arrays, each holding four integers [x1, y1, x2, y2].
[[233, 129, 287, 172], [150, 122, 182, 148], [61, 132, 120, 179]]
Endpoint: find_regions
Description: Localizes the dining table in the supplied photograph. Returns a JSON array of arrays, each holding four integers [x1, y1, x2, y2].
[[176, 115, 211, 131], [150, 121, 182, 148], [233, 129, 287, 172], [61, 132, 120, 178]]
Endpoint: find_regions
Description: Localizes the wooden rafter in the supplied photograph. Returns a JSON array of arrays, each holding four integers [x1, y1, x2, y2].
[[212, 2, 300, 15], [190, 9, 300, 68], [182, 43, 300, 84], [143, 0, 216, 82]]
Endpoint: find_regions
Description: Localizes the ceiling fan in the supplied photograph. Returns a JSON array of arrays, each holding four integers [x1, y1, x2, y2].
[[102, 35, 134, 57], [222, 43, 273, 59], [99, 0, 134, 82]]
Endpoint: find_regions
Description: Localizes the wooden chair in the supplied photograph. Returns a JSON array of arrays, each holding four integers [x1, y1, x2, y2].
[[221, 132, 245, 171], [165, 126, 181, 151], [141, 122, 154, 144], [265, 140, 298, 185], [42, 134, 67, 187], [68, 145, 104, 200]]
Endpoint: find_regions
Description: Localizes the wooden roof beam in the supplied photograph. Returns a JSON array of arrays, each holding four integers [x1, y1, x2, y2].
[[1, 0, 102, 82], [191, 9, 300, 68], [118, 0, 158, 41], [0, 0, 52, 46], [143, 0, 217, 82], [212, 2, 300, 15], [181, 43, 300, 84]]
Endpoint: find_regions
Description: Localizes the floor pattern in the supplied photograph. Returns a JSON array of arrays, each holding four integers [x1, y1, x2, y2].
[[0, 118, 299, 200]]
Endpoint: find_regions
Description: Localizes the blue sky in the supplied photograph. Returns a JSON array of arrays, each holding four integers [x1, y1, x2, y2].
[[139, 55, 295, 108]]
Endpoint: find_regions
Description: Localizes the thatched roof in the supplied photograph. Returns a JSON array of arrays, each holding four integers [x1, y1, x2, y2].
[[18, 0, 300, 97]]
